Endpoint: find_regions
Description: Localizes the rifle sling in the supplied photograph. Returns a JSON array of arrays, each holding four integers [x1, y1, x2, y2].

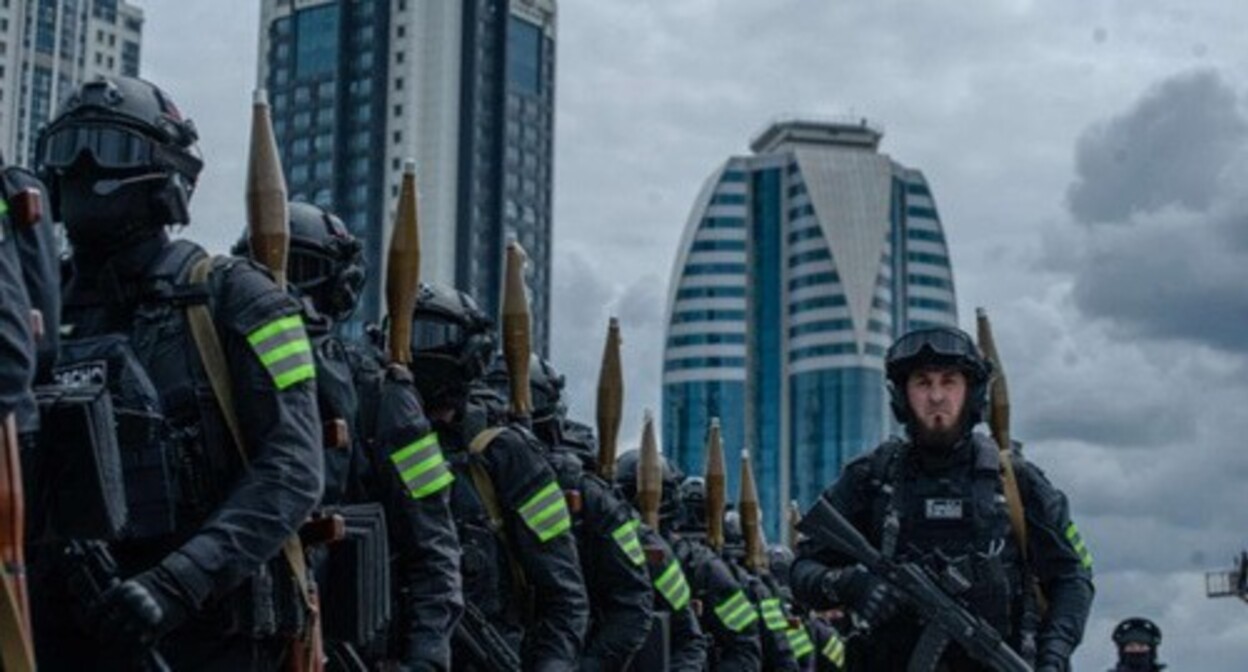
[[184, 257, 313, 613], [466, 428, 532, 614]]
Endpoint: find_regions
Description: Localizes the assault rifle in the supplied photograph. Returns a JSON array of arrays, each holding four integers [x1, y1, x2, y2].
[[451, 601, 522, 672], [798, 498, 1032, 672], [63, 540, 171, 672]]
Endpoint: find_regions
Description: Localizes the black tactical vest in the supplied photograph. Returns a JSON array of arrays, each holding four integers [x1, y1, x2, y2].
[[869, 434, 1023, 640]]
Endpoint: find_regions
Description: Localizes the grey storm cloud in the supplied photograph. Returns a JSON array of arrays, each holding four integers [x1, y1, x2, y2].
[[1066, 69, 1248, 225], [1055, 68, 1248, 353]]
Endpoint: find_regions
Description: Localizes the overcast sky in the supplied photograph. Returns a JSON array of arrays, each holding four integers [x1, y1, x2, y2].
[[138, 1, 1247, 668]]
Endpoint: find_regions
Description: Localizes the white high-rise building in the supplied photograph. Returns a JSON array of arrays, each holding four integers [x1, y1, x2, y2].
[[662, 119, 960, 538], [0, 0, 144, 166]]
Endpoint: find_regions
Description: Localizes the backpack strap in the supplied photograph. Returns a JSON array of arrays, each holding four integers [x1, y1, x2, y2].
[[464, 427, 532, 620]]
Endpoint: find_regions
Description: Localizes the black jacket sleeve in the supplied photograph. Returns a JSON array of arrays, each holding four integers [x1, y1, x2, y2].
[[1017, 458, 1095, 665], [740, 569, 800, 672], [484, 429, 589, 670], [169, 260, 324, 606], [0, 221, 32, 420], [679, 541, 762, 672], [373, 368, 464, 671], [7, 167, 59, 383], [791, 455, 875, 611], [638, 526, 707, 672], [577, 475, 653, 670]]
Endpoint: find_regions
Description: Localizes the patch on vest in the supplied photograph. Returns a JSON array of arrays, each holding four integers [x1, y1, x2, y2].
[[55, 360, 108, 388], [925, 498, 964, 520]]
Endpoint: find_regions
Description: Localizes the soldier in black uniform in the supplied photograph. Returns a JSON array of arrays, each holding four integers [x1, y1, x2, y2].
[[717, 508, 800, 672], [484, 357, 654, 671], [0, 161, 59, 450], [33, 75, 324, 670], [1109, 618, 1165, 672], [234, 203, 463, 671], [0, 171, 34, 427], [765, 544, 842, 672], [791, 326, 1095, 671], [615, 452, 763, 671], [397, 283, 587, 670]]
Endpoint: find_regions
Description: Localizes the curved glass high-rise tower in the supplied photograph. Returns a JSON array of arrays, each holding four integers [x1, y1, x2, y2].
[[662, 119, 959, 538]]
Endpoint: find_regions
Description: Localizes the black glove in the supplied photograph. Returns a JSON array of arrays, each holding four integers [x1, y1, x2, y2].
[[1035, 638, 1071, 672], [92, 563, 191, 646], [822, 565, 902, 630]]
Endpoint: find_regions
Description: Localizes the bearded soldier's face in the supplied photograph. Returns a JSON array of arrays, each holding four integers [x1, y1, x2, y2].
[[906, 366, 967, 447]]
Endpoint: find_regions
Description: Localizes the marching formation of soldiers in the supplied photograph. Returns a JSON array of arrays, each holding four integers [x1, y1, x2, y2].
[[0, 73, 1113, 671]]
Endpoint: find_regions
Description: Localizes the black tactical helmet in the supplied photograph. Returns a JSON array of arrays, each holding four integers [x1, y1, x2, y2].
[[232, 202, 366, 322], [1113, 617, 1161, 648], [483, 353, 567, 425], [678, 476, 709, 532], [614, 449, 685, 524], [767, 544, 796, 586], [408, 283, 496, 411], [37, 75, 202, 225], [884, 326, 993, 426]]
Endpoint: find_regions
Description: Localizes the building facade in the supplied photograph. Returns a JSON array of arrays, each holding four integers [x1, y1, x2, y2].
[[258, 0, 555, 348], [0, 0, 143, 166], [662, 119, 959, 538]]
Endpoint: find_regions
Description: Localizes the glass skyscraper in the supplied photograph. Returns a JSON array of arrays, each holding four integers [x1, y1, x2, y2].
[[662, 119, 960, 539], [259, 0, 555, 349]]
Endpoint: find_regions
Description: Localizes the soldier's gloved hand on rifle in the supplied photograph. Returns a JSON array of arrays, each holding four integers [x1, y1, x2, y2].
[[820, 565, 903, 630], [91, 561, 194, 646]]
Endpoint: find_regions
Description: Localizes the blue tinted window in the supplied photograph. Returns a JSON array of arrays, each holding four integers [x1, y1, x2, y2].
[[721, 171, 747, 183], [789, 343, 858, 361], [663, 381, 746, 508], [711, 193, 747, 205], [907, 273, 952, 289], [789, 271, 839, 291], [790, 368, 885, 509], [667, 333, 747, 348], [691, 239, 746, 253], [788, 183, 807, 198], [868, 319, 890, 333], [703, 217, 746, 229], [789, 295, 847, 314], [788, 226, 822, 244], [788, 249, 831, 267], [907, 251, 950, 267], [872, 296, 893, 310], [788, 203, 816, 220], [789, 318, 853, 338], [864, 343, 887, 356], [676, 286, 747, 300], [907, 205, 939, 219], [906, 182, 931, 196], [507, 16, 542, 94], [907, 319, 951, 331], [296, 5, 340, 78], [684, 263, 747, 276], [664, 356, 747, 372], [749, 167, 784, 538], [906, 228, 945, 243], [908, 297, 955, 312], [673, 309, 747, 324]]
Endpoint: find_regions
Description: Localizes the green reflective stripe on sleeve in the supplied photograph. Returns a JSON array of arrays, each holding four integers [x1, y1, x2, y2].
[[247, 314, 316, 389], [655, 560, 691, 610], [714, 590, 758, 632], [761, 597, 787, 631], [611, 519, 645, 566], [390, 433, 453, 499], [0, 199, 9, 217], [273, 364, 315, 389], [1065, 522, 1094, 569], [519, 480, 572, 542], [786, 624, 815, 659], [822, 632, 845, 667], [247, 315, 304, 346]]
